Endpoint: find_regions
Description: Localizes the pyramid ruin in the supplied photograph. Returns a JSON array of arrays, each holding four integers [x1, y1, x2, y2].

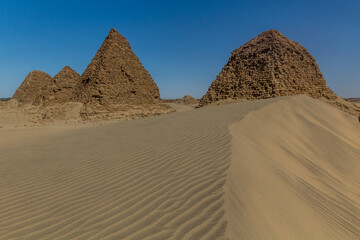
[[180, 95, 199, 105], [75, 28, 160, 106], [199, 30, 359, 115], [12, 70, 52, 104], [36, 66, 80, 104]]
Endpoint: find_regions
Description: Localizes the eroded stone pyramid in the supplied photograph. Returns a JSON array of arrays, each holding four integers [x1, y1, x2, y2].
[[37, 66, 80, 104], [180, 95, 198, 105], [199, 30, 359, 115], [12, 70, 52, 104], [76, 28, 160, 106]]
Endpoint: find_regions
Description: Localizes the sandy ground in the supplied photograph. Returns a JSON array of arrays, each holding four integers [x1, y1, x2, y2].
[[1, 95, 359, 239], [164, 103, 197, 112], [0, 101, 176, 129]]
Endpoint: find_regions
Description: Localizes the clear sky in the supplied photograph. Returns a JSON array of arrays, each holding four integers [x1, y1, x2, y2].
[[0, 0, 359, 98]]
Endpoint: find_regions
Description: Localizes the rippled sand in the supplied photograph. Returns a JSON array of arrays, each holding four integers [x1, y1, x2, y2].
[[1, 95, 359, 239]]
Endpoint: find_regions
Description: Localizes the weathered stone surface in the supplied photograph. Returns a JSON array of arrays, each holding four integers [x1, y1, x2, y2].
[[162, 95, 199, 105], [76, 28, 160, 106], [12, 70, 52, 104], [37, 66, 80, 104], [180, 95, 199, 105], [199, 30, 359, 116]]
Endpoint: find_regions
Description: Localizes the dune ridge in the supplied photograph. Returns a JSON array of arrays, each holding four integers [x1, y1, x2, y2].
[[226, 96, 360, 239]]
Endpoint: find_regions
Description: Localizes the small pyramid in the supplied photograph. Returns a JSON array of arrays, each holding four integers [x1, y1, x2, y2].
[[76, 28, 160, 106], [180, 95, 198, 105], [199, 30, 359, 115], [12, 70, 52, 104], [37, 66, 81, 104]]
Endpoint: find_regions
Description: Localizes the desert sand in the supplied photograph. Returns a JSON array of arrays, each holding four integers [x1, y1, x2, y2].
[[226, 96, 360, 239], [1, 95, 359, 239]]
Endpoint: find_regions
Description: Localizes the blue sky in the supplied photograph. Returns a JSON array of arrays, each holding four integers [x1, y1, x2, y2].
[[0, 0, 359, 98]]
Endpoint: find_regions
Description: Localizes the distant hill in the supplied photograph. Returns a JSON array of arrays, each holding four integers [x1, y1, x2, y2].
[[0, 98, 11, 101]]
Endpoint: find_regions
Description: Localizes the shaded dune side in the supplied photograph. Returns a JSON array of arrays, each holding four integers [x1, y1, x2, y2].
[[226, 96, 360, 239], [0, 98, 280, 239]]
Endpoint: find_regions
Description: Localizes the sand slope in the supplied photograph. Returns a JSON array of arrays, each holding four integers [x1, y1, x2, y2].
[[1, 95, 359, 239], [226, 96, 360, 239]]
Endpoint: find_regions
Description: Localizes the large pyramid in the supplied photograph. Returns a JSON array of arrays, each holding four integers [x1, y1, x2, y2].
[[76, 28, 160, 106], [199, 30, 359, 115], [36, 66, 80, 104], [12, 70, 52, 104]]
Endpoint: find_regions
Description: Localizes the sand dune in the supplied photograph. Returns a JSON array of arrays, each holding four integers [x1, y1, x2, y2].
[[226, 96, 360, 239], [1, 95, 359, 239]]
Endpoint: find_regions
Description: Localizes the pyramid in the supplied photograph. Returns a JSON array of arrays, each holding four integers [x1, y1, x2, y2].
[[199, 30, 359, 115], [12, 70, 52, 104], [37, 66, 81, 104], [180, 95, 198, 105], [76, 28, 160, 106]]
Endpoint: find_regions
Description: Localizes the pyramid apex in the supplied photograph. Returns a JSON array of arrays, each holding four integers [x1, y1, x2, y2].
[[107, 28, 124, 38], [258, 29, 285, 38], [57, 66, 79, 75], [62, 65, 72, 70], [109, 28, 119, 34], [104, 28, 128, 44]]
